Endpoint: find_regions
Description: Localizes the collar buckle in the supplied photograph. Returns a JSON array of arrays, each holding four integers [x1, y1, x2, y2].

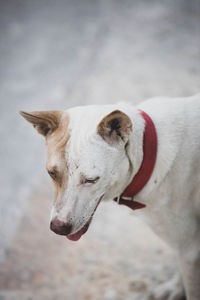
[[116, 195, 134, 204], [120, 196, 134, 201]]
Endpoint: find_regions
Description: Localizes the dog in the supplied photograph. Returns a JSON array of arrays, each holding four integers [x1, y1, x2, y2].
[[20, 94, 200, 300]]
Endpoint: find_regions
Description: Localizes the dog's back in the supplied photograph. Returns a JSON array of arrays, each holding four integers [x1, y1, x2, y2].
[[136, 94, 200, 247]]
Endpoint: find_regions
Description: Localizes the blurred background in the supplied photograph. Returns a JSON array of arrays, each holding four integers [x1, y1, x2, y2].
[[0, 0, 199, 299]]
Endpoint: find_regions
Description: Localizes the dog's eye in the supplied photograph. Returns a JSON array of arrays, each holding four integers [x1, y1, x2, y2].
[[48, 170, 57, 180], [84, 177, 100, 184]]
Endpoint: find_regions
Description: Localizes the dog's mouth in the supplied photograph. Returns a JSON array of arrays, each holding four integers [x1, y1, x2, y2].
[[66, 217, 92, 241], [66, 195, 104, 242]]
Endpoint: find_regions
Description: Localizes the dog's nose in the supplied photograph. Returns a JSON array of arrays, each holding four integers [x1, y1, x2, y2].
[[50, 218, 72, 235]]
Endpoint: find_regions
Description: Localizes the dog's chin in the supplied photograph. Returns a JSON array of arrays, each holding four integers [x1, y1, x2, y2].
[[66, 194, 104, 242]]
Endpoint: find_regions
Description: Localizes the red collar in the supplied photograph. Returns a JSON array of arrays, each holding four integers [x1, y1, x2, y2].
[[115, 110, 157, 210]]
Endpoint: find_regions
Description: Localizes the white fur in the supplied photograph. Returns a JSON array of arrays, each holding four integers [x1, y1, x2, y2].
[[52, 94, 200, 300]]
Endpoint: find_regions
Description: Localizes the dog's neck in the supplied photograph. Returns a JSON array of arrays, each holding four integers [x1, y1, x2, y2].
[[113, 109, 157, 210], [123, 110, 157, 197], [122, 107, 146, 186]]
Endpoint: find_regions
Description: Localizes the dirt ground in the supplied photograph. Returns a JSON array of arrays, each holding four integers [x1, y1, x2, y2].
[[0, 180, 174, 300]]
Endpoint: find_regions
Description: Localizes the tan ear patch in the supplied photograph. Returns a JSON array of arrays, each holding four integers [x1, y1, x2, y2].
[[20, 110, 62, 136], [46, 112, 70, 206], [97, 110, 132, 144]]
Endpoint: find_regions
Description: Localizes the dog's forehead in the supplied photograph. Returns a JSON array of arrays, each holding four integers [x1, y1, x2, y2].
[[46, 104, 122, 170], [67, 104, 122, 132], [66, 133, 103, 172], [66, 105, 123, 160]]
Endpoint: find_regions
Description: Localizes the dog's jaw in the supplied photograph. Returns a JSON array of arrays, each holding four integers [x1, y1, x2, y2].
[[66, 194, 104, 241]]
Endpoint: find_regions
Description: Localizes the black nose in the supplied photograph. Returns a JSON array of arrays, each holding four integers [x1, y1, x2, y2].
[[50, 218, 72, 235]]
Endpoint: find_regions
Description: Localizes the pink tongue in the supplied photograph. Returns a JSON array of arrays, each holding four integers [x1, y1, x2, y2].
[[66, 227, 85, 242]]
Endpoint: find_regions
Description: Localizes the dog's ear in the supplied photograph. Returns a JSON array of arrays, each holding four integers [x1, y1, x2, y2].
[[19, 110, 62, 136], [97, 110, 132, 144]]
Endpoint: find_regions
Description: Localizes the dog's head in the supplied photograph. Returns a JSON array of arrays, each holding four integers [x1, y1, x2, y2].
[[20, 106, 133, 241]]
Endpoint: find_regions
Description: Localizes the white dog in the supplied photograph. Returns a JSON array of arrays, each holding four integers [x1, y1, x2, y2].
[[20, 94, 200, 300]]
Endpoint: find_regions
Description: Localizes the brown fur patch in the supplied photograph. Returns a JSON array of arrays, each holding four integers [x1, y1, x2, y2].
[[20, 110, 63, 136], [97, 110, 132, 144], [45, 112, 70, 206]]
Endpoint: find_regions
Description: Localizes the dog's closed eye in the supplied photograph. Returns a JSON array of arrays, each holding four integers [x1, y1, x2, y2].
[[48, 169, 58, 180], [81, 176, 100, 185]]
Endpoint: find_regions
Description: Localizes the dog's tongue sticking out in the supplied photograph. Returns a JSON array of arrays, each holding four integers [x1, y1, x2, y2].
[[66, 221, 90, 241], [66, 227, 85, 241]]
